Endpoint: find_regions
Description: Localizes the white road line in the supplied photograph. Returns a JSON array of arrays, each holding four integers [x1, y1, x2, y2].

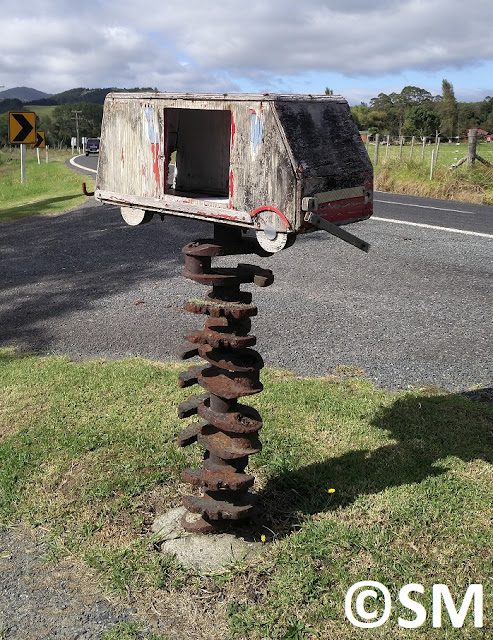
[[69, 156, 97, 174], [371, 216, 493, 238], [375, 198, 477, 215]]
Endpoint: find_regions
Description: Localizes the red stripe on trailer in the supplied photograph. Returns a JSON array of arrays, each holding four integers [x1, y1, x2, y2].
[[316, 197, 368, 223], [230, 112, 236, 148], [151, 143, 161, 197], [250, 206, 291, 229]]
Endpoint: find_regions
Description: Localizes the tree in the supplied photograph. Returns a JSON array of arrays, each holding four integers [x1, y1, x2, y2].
[[351, 104, 388, 133], [0, 113, 9, 145], [403, 105, 441, 137], [369, 93, 399, 134], [51, 102, 103, 146], [457, 102, 481, 131], [0, 98, 24, 114], [478, 96, 493, 132], [392, 86, 434, 136], [368, 87, 435, 136], [399, 85, 434, 106], [438, 79, 458, 138]]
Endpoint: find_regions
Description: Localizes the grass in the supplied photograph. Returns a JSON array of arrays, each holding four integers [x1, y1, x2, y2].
[[0, 348, 491, 638], [29, 105, 57, 118], [0, 147, 93, 222], [372, 141, 493, 204]]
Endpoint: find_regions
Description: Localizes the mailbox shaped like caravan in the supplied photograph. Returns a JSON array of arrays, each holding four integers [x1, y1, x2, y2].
[[95, 92, 373, 252]]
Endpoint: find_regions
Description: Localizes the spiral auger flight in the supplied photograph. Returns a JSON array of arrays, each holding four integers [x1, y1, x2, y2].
[[177, 225, 273, 534]]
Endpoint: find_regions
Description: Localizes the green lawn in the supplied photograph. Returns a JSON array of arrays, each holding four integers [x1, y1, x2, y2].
[[1, 349, 491, 639], [0, 148, 93, 222]]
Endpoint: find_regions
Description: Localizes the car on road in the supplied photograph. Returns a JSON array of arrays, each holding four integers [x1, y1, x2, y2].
[[85, 138, 100, 156]]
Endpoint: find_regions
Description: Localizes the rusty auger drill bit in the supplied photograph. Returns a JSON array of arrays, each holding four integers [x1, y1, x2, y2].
[[177, 225, 274, 534]]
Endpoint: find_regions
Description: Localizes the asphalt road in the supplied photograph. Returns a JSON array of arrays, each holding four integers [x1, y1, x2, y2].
[[374, 192, 493, 235], [1, 159, 491, 392]]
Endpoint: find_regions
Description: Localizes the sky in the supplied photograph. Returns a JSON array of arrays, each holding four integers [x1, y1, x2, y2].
[[2, 0, 493, 105]]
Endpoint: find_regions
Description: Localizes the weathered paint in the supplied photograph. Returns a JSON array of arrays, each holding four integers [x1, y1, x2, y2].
[[151, 142, 161, 196], [250, 111, 263, 154], [229, 169, 234, 203], [230, 112, 236, 149], [144, 106, 159, 143], [96, 92, 372, 235]]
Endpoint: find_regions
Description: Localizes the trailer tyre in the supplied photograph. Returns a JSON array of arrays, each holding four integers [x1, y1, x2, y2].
[[253, 208, 295, 252], [255, 228, 295, 252], [120, 207, 154, 226]]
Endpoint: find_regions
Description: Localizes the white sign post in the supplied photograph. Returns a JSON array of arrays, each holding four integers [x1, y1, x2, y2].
[[20, 144, 26, 184]]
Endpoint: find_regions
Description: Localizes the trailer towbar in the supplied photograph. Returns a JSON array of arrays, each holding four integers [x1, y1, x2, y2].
[[305, 212, 370, 253]]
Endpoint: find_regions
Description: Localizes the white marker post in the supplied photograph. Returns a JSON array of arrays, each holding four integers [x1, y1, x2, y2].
[[20, 143, 26, 184]]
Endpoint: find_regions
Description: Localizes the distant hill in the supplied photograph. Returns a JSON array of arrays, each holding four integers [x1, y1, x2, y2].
[[26, 86, 159, 106], [0, 86, 52, 102], [0, 86, 159, 106], [36, 87, 115, 106]]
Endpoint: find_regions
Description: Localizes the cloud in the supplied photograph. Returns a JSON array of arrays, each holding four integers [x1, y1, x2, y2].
[[117, 0, 493, 75], [1, 0, 493, 94]]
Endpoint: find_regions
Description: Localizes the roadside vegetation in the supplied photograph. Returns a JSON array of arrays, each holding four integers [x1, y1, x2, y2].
[[0, 147, 93, 222], [1, 349, 491, 638], [372, 141, 493, 205], [347, 80, 493, 204], [350, 81, 493, 141]]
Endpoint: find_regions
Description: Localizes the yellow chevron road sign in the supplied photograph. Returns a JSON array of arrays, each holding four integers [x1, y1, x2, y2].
[[8, 111, 37, 144], [33, 130, 46, 148]]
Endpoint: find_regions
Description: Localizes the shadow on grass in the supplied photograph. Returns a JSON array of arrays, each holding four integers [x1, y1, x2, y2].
[[0, 194, 84, 222], [255, 389, 493, 538]]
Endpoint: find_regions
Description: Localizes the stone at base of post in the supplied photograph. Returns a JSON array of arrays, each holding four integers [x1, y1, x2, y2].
[[152, 506, 262, 571]]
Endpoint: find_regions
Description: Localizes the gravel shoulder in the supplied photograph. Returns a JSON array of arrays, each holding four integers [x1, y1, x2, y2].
[[0, 527, 133, 640]]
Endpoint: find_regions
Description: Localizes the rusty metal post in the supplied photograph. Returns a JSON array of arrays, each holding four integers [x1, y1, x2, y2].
[[177, 224, 273, 533]]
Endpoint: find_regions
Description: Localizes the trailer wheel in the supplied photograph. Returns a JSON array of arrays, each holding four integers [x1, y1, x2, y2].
[[120, 207, 154, 226], [252, 208, 295, 252], [255, 228, 295, 252]]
